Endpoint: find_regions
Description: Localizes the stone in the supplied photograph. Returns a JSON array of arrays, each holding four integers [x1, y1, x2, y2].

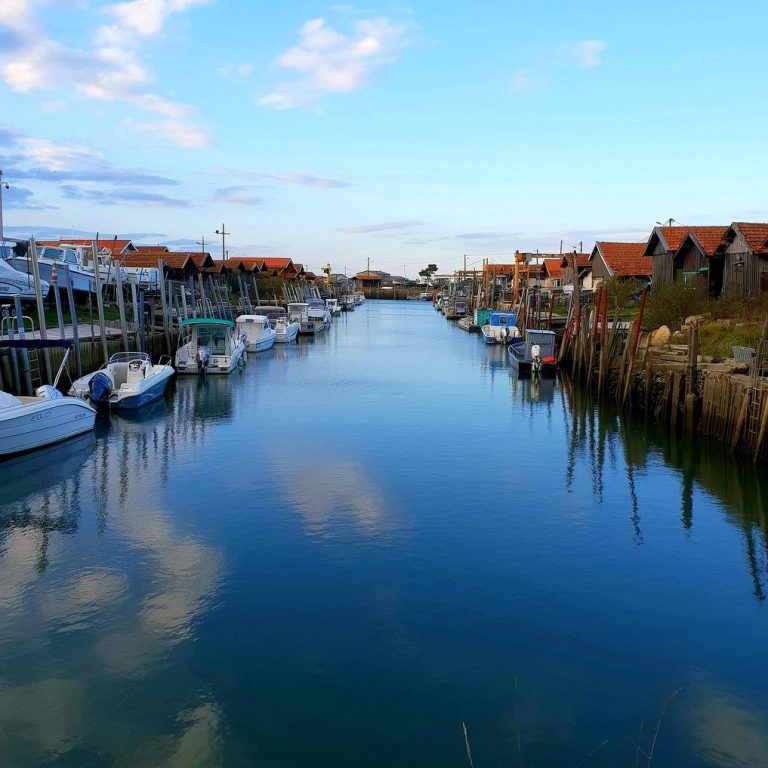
[[651, 325, 671, 346], [671, 330, 686, 341]]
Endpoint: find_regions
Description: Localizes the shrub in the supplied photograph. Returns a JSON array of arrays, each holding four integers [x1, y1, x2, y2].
[[642, 281, 708, 331]]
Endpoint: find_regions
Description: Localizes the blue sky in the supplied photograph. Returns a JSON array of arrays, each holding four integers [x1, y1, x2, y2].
[[1, 0, 766, 276]]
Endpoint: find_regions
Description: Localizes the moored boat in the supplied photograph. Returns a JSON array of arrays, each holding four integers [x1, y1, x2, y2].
[[175, 318, 246, 375], [481, 311, 521, 345], [508, 329, 557, 375], [0, 340, 96, 456], [235, 314, 277, 352], [0, 254, 50, 300], [69, 352, 174, 409]]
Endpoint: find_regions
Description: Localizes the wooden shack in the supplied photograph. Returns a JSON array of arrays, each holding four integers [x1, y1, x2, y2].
[[719, 222, 768, 296]]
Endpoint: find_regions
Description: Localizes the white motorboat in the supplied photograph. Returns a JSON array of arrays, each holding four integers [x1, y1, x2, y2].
[[288, 302, 328, 335], [0, 254, 50, 300], [175, 318, 246, 375], [261, 307, 299, 343], [235, 314, 277, 352], [325, 298, 342, 317], [69, 352, 175, 409], [6, 243, 96, 293], [0, 341, 96, 457]]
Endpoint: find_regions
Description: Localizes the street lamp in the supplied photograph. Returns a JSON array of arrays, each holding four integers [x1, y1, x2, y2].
[[215, 224, 229, 262]]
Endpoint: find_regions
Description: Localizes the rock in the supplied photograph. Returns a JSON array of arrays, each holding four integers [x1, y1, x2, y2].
[[684, 314, 709, 327], [651, 325, 671, 346], [671, 330, 686, 341]]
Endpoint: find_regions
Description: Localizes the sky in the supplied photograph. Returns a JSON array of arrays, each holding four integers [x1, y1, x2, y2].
[[1, 0, 767, 277]]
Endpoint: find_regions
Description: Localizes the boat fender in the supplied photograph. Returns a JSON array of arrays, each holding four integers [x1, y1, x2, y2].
[[543, 356, 557, 365]]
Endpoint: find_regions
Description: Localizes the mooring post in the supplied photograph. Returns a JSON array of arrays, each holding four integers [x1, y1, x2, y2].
[[114, 264, 129, 352], [28, 237, 52, 383], [91, 240, 109, 363], [13, 295, 33, 394], [3, 305, 20, 393], [158, 261, 171, 355]]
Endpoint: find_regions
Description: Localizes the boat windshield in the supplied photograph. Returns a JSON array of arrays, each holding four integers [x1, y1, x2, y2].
[[196, 327, 228, 355]]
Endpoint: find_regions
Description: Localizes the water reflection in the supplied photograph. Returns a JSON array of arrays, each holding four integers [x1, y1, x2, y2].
[[0, 379, 226, 764], [562, 375, 768, 599]]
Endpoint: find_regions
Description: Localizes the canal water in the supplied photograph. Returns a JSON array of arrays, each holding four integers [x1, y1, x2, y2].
[[1, 300, 767, 767]]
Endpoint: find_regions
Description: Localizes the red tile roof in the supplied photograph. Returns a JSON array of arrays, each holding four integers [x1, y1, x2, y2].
[[594, 241, 652, 277], [731, 222, 768, 254], [543, 258, 564, 278], [648, 226, 727, 255], [559, 253, 591, 268], [233, 258, 266, 271], [263, 258, 293, 271], [121, 251, 215, 270], [133, 245, 169, 254]]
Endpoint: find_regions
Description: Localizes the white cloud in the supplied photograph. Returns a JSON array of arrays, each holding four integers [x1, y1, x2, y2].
[[237, 170, 350, 189], [259, 16, 413, 109], [127, 119, 212, 149], [0, 0, 211, 148], [563, 40, 607, 68], [106, 0, 210, 37], [211, 186, 266, 206], [510, 67, 546, 94], [338, 220, 421, 234], [218, 62, 253, 81]]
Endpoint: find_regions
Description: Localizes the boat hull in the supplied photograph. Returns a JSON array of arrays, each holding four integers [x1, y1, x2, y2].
[[0, 397, 96, 457]]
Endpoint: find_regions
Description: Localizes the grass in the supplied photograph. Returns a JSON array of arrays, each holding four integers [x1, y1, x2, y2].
[[696, 322, 762, 361], [41, 301, 122, 328]]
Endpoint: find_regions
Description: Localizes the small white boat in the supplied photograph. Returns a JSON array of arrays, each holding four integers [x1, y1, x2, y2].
[[235, 314, 277, 352], [0, 341, 96, 457], [69, 352, 174, 409], [289, 302, 329, 336], [175, 318, 246, 375], [0, 254, 50, 300], [481, 311, 521, 345], [325, 298, 342, 317]]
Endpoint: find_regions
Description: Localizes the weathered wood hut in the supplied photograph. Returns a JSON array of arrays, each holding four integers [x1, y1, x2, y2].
[[643, 225, 727, 290], [590, 241, 651, 286], [719, 222, 768, 296], [673, 230, 730, 297], [121, 251, 215, 280]]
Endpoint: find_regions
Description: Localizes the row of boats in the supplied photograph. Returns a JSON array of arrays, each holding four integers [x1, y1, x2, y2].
[[435, 299, 558, 376], [0, 294, 366, 457]]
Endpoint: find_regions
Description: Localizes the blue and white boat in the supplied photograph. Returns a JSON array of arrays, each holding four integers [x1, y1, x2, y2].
[[236, 314, 277, 352], [508, 329, 557, 375], [481, 310, 520, 345], [69, 352, 175, 409]]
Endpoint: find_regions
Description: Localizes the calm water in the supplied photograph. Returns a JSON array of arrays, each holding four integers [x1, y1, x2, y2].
[[1, 300, 767, 767]]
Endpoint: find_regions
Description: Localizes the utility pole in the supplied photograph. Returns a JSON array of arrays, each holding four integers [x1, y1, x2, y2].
[[198, 236, 205, 253], [215, 224, 229, 262], [0, 169, 7, 242], [367, 257, 370, 273]]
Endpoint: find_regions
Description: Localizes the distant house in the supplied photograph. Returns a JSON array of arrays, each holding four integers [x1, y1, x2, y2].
[[560, 253, 593, 290], [542, 259, 564, 289], [719, 222, 768, 296], [643, 225, 727, 290], [590, 242, 651, 286], [355, 270, 390, 289], [133, 245, 170, 255]]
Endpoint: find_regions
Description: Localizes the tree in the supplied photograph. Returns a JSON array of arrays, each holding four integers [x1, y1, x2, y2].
[[418, 263, 438, 278]]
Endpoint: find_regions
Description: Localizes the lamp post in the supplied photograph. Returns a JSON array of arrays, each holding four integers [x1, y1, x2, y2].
[[215, 224, 229, 262]]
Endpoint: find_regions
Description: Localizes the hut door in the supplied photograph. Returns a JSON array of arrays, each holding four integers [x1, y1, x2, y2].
[[708, 257, 724, 299]]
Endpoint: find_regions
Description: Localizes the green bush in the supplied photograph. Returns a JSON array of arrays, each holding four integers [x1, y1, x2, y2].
[[642, 281, 708, 331]]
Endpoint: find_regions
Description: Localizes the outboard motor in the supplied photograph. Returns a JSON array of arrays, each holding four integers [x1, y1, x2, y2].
[[88, 371, 113, 406], [531, 343, 542, 375], [196, 345, 210, 374]]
